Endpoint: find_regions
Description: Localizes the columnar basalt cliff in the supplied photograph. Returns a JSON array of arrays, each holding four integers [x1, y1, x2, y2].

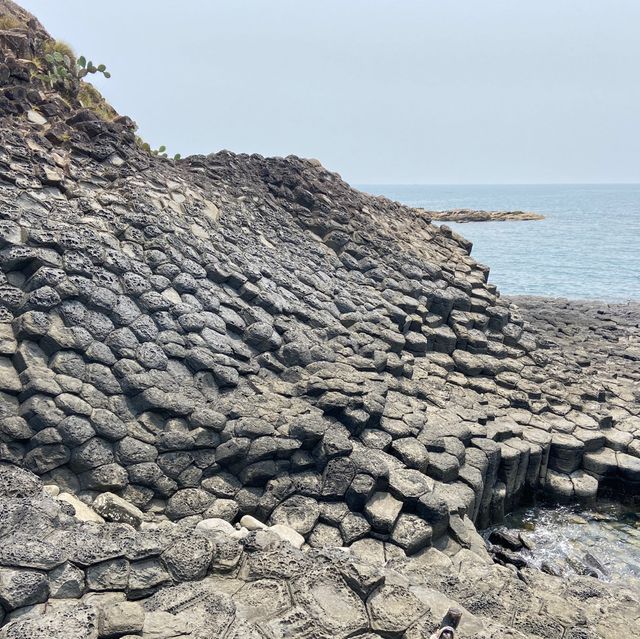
[[0, 2, 639, 637]]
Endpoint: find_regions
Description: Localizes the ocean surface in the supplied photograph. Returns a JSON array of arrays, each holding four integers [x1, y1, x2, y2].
[[487, 500, 640, 583], [358, 184, 640, 301]]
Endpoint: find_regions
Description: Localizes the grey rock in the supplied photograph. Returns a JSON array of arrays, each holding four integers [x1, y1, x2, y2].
[[0, 568, 48, 611], [364, 491, 403, 533], [166, 488, 215, 520], [128, 559, 172, 597], [391, 513, 432, 554], [203, 498, 239, 522], [269, 495, 319, 535], [161, 536, 213, 582], [340, 511, 371, 544], [367, 583, 427, 635], [86, 558, 130, 591], [24, 444, 70, 474], [93, 492, 145, 527], [48, 562, 86, 599], [97, 600, 145, 638]]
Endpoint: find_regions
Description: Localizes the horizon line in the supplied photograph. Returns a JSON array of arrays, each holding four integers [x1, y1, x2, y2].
[[354, 182, 640, 187]]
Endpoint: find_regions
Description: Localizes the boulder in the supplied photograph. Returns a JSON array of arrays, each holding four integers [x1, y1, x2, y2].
[[488, 528, 523, 551], [48, 562, 86, 599], [269, 495, 320, 535], [57, 493, 104, 523], [195, 518, 236, 535], [364, 491, 402, 533], [391, 514, 432, 554], [0, 567, 49, 610], [97, 601, 145, 637], [268, 524, 305, 549], [93, 492, 144, 528], [166, 488, 215, 520], [161, 536, 213, 582], [367, 583, 427, 635]]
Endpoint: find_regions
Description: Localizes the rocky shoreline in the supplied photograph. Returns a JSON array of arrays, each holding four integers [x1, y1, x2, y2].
[[0, 1, 639, 637], [424, 209, 545, 223]]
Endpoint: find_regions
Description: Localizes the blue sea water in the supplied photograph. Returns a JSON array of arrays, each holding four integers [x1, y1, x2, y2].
[[358, 184, 640, 301]]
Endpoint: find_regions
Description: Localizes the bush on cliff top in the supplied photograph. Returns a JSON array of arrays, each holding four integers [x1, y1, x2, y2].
[[78, 81, 118, 121]]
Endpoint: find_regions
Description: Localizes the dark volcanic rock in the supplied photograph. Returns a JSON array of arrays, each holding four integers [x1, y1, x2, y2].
[[0, 2, 638, 636]]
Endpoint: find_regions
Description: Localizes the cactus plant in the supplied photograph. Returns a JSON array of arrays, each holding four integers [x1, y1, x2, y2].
[[135, 137, 182, 161], [76, 56, 111, 80], [33, 41, 111, 95]]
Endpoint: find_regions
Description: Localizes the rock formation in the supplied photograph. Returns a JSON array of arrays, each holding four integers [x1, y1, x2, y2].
[[0, 1, 639, 637], [424, 210, 545, 223]]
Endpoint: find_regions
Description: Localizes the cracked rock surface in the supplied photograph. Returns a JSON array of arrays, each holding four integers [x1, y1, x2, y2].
[[0, 1, 639, 636]]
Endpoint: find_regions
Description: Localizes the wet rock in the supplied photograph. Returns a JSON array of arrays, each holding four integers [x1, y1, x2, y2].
[[488, 528, 523, 551], [493, 548, 528, 569]]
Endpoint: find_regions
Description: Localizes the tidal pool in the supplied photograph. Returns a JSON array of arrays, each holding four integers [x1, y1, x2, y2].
[[486, 500, 640, 582]]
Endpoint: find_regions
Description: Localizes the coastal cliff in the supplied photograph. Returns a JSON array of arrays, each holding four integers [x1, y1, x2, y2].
[[0, 2, 639, 637]]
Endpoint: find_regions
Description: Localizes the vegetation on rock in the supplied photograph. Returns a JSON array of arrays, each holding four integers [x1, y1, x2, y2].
[[31, 37, 180, 160], [33, 39, 110, 95], [77, 81, 118, 121], [0, 14, 22, 29], [135, 137, 181, 161]]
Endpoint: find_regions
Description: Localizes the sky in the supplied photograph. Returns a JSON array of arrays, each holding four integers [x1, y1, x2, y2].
[[18, 0, 640, 184]]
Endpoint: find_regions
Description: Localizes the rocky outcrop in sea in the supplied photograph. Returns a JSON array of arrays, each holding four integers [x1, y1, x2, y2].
[[0, 2, 639, 637], [424, 210, 545, 223]]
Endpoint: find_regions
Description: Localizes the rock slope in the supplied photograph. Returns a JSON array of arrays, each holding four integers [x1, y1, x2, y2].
[[0, 2, 639, 637]]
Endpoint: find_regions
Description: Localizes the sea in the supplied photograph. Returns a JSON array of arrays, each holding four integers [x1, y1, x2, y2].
[[358, 184, 640, 302], [486, 500, 640, 583]]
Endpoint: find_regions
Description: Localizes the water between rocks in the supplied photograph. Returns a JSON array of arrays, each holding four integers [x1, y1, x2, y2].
[[484, 499, 640, 582]]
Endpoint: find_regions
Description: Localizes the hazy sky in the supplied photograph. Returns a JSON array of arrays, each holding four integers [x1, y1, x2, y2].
[[19, 0, 640, 184]]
